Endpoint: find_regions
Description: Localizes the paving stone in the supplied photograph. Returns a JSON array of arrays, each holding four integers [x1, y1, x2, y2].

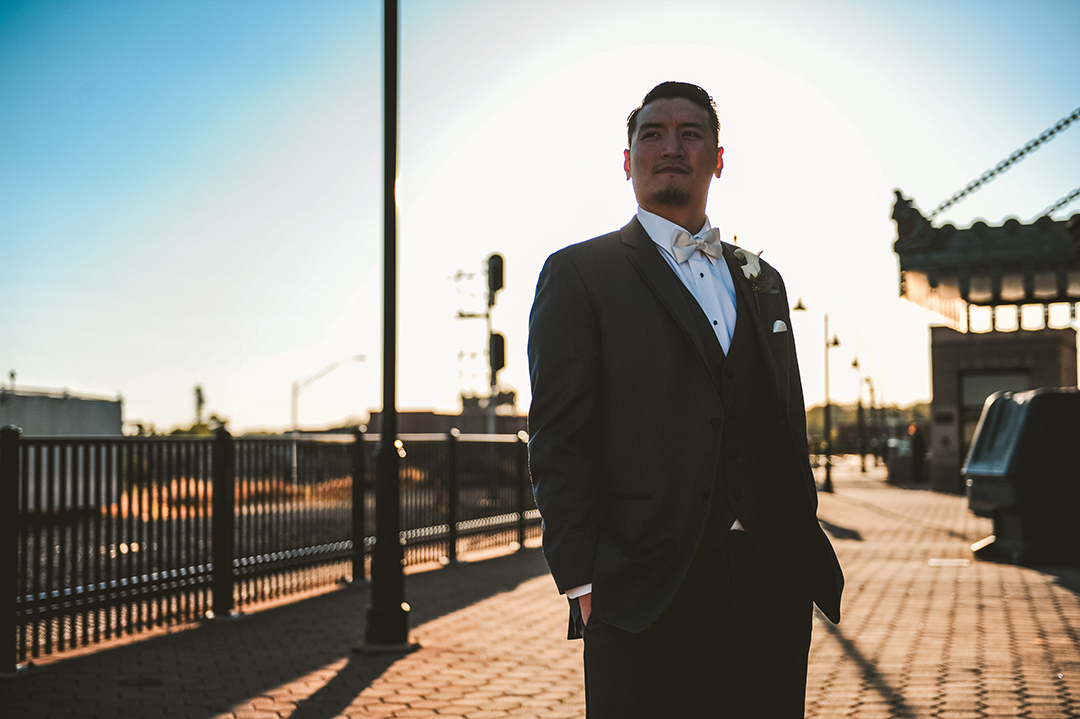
[[3, 464, 1080, 718]]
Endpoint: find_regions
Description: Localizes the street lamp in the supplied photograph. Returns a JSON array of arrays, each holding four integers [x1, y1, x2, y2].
[[291, 355, 367, 432], [822, 316, 840, 492], [796, 299, 839, 492], [865, 376, 879, 467], [365, 0, 413, 651], [852, 357, 866, 473]]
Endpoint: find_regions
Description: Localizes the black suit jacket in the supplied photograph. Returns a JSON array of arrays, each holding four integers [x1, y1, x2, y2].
[[528, 217, 843, 634]]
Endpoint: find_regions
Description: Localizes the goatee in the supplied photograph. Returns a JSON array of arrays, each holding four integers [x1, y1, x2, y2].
[[652, 186, 691, 206]]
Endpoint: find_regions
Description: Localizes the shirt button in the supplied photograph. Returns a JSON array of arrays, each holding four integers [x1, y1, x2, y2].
[[713, 320, 718, 326], [700, 273, 704, 278], [710, 417, 721, 429]]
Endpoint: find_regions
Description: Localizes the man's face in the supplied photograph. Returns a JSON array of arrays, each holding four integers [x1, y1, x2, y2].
[[623, 97, 723, 213]]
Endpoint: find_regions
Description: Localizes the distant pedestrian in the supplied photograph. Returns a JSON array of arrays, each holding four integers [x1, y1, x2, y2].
[[909, 423, 926, 484], [528, 81, 844, 718]]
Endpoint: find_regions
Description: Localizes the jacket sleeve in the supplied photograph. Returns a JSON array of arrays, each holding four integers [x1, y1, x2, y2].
[[527, 250, 603, 594], [772, 269, 819, 512]]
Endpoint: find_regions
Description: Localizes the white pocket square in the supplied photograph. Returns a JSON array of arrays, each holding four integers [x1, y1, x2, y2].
[[772, 320, 788, 333]]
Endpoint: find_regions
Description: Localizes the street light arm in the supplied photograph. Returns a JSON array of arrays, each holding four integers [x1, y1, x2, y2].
[[291, 355, 368, 431], [298, 361, 342, 394], [296, 355, 367, 394]]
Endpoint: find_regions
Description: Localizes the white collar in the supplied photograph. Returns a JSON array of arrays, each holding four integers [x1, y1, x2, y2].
[[636, 207, 719, 259]]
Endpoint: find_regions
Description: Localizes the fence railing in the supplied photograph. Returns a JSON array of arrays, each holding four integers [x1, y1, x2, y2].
[[0, 426, 539, 671]]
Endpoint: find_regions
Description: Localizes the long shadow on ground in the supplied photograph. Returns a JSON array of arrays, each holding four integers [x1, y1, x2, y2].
[[1046, 566, 1080, 595], [291, 550, 553, 719], [819, 519, 863, 542], [815, 610, 918, 719], [0, 548, 552, 719]]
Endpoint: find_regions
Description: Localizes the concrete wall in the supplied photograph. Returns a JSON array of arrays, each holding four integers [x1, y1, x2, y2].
[[929, 326, 1077, 493], [0, 390, 123, 436]]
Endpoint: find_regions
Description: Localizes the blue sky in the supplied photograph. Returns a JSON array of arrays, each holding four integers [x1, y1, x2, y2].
[[3, 0, 1079, 431]]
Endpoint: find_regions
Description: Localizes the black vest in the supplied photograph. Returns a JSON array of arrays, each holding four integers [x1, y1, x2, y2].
[[673, 271, 771, 549]]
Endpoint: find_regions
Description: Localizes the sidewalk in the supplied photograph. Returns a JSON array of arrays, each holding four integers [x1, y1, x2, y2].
[[807, 463, 1080, 719], [2, 461, 1078, 718]]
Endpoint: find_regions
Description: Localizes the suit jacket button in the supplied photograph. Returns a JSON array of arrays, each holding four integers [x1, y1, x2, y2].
[[732, 449, 741, 460], [732, 488, 744, 501], [701, 489, 711, 501], [725, 368, 734, 378], [710, 417, 721, 429]]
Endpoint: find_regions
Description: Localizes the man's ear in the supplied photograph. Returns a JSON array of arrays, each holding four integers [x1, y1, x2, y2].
[[623, 149, 631, 180], [714, 147, 724, 178]]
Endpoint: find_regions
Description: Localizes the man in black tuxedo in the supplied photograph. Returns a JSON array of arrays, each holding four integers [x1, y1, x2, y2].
[[527, 82, 844, 717]]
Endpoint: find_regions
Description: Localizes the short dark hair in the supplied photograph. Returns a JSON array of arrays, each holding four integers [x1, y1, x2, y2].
[[627, 81, 720, 148]]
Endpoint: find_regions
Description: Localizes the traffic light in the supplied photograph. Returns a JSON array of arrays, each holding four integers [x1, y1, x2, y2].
[[487, 253, 504, 307], [489, 332, 506, 374]]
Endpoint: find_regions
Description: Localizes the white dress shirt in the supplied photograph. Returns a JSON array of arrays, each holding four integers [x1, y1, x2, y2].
[[635, 207, 738, 353], [566, 209, 744, 601]]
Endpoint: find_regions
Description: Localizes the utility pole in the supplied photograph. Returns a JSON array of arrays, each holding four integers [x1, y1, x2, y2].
[[456, 253, 505, 432]]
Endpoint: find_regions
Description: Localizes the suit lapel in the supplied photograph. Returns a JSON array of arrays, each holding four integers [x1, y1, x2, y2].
[[621, 219, 715, 384], [724, 243, 787, 409]]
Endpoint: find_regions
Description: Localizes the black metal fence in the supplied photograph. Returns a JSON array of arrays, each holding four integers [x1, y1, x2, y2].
[[0, 426, 539, 671]]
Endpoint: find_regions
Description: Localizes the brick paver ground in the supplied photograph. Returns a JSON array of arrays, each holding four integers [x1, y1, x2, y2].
[[806, 464, 1080, 719], [2, 460, 1078, 718]]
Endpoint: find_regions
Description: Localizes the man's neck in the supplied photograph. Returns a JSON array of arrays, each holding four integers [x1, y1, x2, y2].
[[637, 203, 707, 235]]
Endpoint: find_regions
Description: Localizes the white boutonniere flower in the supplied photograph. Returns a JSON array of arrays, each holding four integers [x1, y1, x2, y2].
[[732, 247, 778, 295]]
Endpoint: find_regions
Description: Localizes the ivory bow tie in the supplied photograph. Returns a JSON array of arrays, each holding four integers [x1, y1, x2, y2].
[[672, 228, 723, 263]]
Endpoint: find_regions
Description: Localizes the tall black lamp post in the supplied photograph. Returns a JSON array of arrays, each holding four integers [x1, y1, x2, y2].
[[362, 0, 414, 651], [793, 300, 839, 492], [822, 315, 840, 493], [852, 357, 866, 473], [865, 377, 879, 466]]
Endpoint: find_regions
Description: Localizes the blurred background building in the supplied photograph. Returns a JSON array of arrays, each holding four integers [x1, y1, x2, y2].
[[0, 385, 123, 436]]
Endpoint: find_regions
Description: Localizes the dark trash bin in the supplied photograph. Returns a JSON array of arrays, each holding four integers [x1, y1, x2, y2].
[[885, 436, 912, 485], [964, 387, 1080, 565]]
